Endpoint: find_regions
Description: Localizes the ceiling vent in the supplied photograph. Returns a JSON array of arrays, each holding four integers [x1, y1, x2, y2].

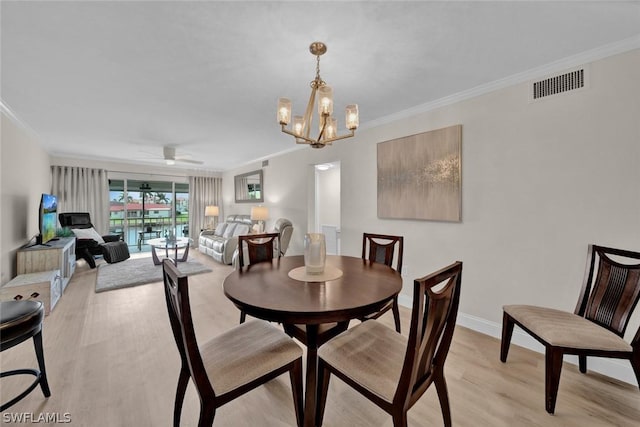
[[530, 67, 587, 101]]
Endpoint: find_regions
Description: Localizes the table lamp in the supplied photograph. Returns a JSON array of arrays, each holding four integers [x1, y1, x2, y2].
[[250, 206, 269, 233], [205, 205, 219, 230]]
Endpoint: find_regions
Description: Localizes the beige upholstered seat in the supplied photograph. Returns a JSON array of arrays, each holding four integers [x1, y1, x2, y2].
[[317, 262, 463, 427], [501, 244, 640, 415], [162, 259, 304, 427], [503, 305, 632, 352], [201, 320, 303, 396], [318, 320, 406, 403]]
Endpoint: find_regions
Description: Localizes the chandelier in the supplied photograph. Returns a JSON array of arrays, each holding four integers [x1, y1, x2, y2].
[[277, 42, 359, 148]]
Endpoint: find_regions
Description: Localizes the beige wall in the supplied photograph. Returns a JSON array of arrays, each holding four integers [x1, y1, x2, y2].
[[1, 113, 52, 285], [223, 50, 640, 351]]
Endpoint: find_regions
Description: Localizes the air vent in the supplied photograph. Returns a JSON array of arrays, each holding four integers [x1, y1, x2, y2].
[[262, 160, 269, 167], [532, 68, 585, 100]]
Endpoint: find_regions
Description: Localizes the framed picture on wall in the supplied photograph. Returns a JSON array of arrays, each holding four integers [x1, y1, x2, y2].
[[377, 124, 462, 222]]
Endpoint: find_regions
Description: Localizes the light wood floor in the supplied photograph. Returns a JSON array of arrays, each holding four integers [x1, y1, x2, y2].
[[2, 251, 639, 426]]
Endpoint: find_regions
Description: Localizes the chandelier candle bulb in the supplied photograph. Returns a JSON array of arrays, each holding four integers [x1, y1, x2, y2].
[[318, 86, 333, 115], [277, 98, 291, 125], [346, 104, 359, 130], [326, 117, 337, 139], [293, 116, 304, 136]]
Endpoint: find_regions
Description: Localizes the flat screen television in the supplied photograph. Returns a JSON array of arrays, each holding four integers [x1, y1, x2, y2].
[[37, 193, 58, 245]]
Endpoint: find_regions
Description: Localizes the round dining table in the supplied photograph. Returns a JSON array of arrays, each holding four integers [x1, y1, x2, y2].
[[223, 255, 403, 427]]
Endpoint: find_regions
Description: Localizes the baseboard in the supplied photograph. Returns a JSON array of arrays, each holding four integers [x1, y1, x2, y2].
[[396, 294, 636, 385]]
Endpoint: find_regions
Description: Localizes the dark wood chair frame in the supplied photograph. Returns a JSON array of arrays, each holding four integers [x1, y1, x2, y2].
[[361, 233, 404, 333], [317, 261, 463, 427], [237, 232, 281, 324], [162, 259, 304, 427], [500, 244, 640, 414]]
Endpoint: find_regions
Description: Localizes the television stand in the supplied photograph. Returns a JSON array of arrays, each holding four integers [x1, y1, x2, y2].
[[16, 237, 76, 292]]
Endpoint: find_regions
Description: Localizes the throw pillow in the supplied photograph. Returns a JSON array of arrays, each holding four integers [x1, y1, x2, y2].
[[222, 223, 237, 239], [214, 222, 227, 237], [72, 227, 105, 244], [233, 224, 250, 236]]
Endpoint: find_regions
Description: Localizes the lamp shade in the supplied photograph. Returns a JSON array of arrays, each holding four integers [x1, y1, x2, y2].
[[250, 206, 269, 221], [205, 205, 219, 217]]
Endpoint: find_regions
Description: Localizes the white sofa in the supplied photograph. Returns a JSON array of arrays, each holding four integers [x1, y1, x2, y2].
[[198, 215, 253, 264]]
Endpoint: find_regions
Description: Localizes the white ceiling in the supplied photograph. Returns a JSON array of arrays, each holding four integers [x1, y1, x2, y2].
[[2, 1, 640, 171]]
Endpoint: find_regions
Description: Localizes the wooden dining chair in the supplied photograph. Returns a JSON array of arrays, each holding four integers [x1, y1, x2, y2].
[[317, 261, 463, 427], [161, 259, 303, 427], [501, 244, 640, 414], [360, 233, 404, 332], [238, 232, 280, 323]]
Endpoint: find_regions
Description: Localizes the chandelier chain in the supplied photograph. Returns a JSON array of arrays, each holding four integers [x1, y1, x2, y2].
[[311, 54, 325, 89]]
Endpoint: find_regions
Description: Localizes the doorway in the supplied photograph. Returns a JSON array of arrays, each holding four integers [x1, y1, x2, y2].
[[314, 162, 341, 255]]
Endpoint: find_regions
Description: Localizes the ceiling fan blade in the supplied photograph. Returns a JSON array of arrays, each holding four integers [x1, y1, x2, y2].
[[175, 158, 204, 165]]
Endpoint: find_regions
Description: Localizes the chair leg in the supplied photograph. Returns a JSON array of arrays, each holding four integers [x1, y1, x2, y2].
[[631, 351, 640, 388], [434, 373, 452, 427], [579, 355, 587, 374], [239, 311, 246, 324], [392, 297, 401, 333], [197, 404, 215, 427], [545, 346, 564, 414], [391, 409, 408, 427], [33, 330, 51, 397], [289, 359, 304, 427], [173, 366, 190, 427], [500, 311, 515, 362], [316, 360, 331, 427]]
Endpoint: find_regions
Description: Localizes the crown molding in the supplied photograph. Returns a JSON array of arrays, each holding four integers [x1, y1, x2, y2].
[[0, 99, 41, 138], [362, 35, 640, 131]]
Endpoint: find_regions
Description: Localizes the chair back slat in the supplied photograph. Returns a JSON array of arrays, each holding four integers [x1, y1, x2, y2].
[[396, 262, 462, 404], [362, 233, 403, 273], [584, 246, 640, 337], [162, 259, 215, 399], [238, 233, 280, 269]]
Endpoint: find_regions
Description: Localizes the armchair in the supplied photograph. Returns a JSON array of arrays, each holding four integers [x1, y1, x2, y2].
[[58, 212, 127, 268]]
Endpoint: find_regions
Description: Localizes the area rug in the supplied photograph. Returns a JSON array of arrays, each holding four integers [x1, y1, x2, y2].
[[95, 256, 212, 293]]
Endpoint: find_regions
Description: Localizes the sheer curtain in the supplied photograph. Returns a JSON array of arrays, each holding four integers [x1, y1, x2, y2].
[[189, 176, 222, 247], [51, 166, 110, 234]]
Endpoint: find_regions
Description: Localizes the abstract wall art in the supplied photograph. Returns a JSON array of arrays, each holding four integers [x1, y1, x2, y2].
[[377, 124, 462, 222]]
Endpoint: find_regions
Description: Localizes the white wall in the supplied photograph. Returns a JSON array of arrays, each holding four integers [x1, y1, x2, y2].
[[1, 113, 52, 284], [224, 50, 640, 382]]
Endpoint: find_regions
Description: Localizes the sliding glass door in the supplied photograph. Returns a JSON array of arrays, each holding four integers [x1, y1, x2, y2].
[[109, 179, 189, 252]]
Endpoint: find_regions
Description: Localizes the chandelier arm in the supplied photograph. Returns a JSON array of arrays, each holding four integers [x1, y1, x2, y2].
[[320, 130, 356, 145], [281, 126, 355, 146], [281, 126, 317, 143], [317, 114, 327, 141], [303, 84, 318, 139]]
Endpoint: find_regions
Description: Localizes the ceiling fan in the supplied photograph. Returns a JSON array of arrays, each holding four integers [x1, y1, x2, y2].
[[138, 146, 204, 165]]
